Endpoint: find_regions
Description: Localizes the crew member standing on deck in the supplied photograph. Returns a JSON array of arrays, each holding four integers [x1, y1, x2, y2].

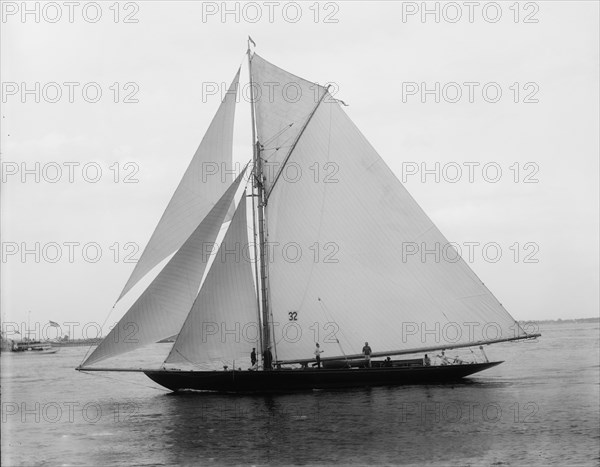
[[250, 348, 257, 368], [362, 342, 372, 368], [314, 343, 324, 368]]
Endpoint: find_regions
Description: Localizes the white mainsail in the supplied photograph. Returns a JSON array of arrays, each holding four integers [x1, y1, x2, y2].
[[117, 68, 241, 301], [164, 191, 258, 369], [253, 57, 526, 362], [81, 169, 247, 367]]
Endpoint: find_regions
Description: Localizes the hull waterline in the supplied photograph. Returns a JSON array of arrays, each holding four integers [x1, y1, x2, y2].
[[144, 361, 502, 393]]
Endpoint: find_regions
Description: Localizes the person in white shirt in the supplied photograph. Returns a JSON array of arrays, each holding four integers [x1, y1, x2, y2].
[[314, 343, 324, 368]]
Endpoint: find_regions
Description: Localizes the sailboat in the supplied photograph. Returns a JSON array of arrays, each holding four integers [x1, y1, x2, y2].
[[77, 42, 540, 392]]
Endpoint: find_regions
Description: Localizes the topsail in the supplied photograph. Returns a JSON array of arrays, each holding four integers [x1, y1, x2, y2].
[[251, 54, 328, 194]]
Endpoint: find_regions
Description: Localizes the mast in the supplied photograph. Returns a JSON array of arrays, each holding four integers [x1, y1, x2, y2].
[[256, 146, 272, 367], [249, 190, 263, 359], [247, 40, 272, 368], [247, 42, 263, 362]]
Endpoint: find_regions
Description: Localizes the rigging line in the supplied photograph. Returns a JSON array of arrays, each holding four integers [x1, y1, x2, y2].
[[261, 128, 299, 154], [79, 303, 117, 366], [260, 104, 320, 154], [312, 101, 332, 266], [293, 106, 332, 320], [261, 123, 294, 148], [261, 139, 294, 161], [269, 309, 278, 362], [265, 86, 332, 200], [317, 297, 351, 365], [266, 144, 294, 150], [79, 369, 170, 392], [261, 108, 317, 157], [261, 110, 317, 163], [261, 143, 294, 154], [469, 347, 480, 364], [479, 345, 489, 363]]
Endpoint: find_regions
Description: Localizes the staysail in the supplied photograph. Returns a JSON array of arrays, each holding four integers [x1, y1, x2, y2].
[[164, 191, 258, 369], [252, 56, 527, 362], [117, 68, 241, 301], [81, 169, 247, 367]]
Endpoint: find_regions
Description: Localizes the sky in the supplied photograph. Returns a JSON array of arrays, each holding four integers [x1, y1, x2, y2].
[[1, 1, 599, 339]]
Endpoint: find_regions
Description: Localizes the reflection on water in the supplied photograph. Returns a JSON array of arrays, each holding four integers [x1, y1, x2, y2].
[[1, 322, 599, 466]]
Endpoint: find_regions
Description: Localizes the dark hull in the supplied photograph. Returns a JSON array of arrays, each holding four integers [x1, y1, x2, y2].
[[144, 362, 502, 393]]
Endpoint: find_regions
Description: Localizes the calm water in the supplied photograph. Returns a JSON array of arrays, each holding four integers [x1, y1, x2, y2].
[[1, 322, 598, 466]]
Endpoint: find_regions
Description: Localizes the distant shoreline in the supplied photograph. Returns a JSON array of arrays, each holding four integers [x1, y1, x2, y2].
[[1, 318, 597, 349], [52, 339, 102, 347], [519, 317, 599, 325]]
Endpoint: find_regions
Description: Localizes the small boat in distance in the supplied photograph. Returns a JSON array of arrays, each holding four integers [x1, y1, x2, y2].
[[6, 315, 60, 355], [77, 41, 540, 392], [11, 339, 58, 355]]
